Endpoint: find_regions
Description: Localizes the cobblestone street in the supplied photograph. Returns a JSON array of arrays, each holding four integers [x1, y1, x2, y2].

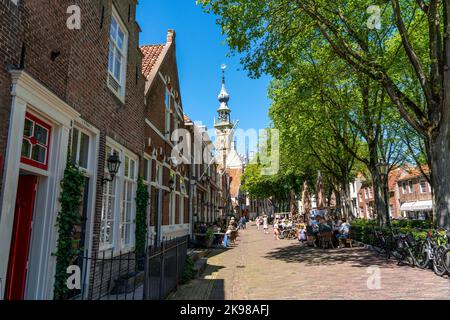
[[169, 224, 450, 300]]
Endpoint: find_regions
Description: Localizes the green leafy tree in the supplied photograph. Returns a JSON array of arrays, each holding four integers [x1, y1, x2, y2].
[[135, 177, 149, 261], [199, 0, 449, 226]]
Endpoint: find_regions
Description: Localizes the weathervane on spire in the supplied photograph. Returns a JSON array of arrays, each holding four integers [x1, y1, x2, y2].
[[221, 64, 227, 83], [215, 63, 232, 130]]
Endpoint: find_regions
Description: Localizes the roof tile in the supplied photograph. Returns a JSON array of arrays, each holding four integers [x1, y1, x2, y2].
[[140, 44, 165, 78]]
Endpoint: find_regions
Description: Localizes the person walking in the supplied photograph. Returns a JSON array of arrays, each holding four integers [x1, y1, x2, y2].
[[256, 217, 261, 231], [273, 218, 281, 240], [263, 214, 269, 234], [298, 223, 307, 246]]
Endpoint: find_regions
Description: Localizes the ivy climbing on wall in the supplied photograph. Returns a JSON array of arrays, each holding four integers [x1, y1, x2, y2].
[[53, 160, 84, 300]]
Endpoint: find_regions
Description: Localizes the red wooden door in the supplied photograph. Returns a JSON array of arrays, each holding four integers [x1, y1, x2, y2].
[[5, 175, 38, 300]]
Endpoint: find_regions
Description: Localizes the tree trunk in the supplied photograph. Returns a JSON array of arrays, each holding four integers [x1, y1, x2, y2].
[[429, 3, 450, 228], [370, 167, 388, 226], [334, 188, 342, 219], [342, 183, 354, 222], [428, 132, 450, 228]]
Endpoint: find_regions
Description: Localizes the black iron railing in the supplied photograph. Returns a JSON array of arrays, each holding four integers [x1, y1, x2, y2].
[[71, 235, 189, 300]]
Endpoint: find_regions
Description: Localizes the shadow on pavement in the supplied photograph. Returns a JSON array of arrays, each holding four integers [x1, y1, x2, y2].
[[264, 245, 407, 269], [168, 264, 225, 300], [208, 279, 225, 300]]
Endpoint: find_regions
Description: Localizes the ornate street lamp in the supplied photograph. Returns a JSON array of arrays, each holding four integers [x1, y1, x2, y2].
[[377, 159, 388, 177], [102, 152, 121, 185]]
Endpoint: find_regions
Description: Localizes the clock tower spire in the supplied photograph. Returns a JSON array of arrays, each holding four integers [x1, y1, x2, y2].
[[214, 64, 232, 130]]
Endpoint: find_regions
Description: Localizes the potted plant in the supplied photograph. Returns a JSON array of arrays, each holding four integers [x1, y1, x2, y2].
[[205, 228, 214, 248]]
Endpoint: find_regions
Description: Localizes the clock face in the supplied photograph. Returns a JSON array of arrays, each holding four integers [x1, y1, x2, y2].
[[219, 112, 228, 122]]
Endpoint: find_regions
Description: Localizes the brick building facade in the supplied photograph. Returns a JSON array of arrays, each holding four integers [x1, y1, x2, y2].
[[356, 166, 432, 221], [395, 166, 432, 220], [141, 31, 191, 240], [0, 0, 146, 300], [0, 0, 237, 301]]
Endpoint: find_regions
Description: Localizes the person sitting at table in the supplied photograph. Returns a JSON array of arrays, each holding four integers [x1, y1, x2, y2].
[[310, 216, 321, 246], [199, 223, 207, 234], [287, 220, 293, 228], [318, 217, 332, 232]]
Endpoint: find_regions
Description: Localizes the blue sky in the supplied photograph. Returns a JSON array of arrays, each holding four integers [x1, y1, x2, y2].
[[136, 0, 271, 154]]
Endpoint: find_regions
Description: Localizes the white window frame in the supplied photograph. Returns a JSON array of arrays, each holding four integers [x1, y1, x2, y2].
[[408, 180, 414, 194], [165, 89, 171, 138], [71, 126, 92, 171], [107, 6, 128, 102], [169, 192, 176, 226], [100, 145, 120, 252], [402, 182, 407, 194], [179, 195, 184, 225], [419, 180, 427, 193], [100, 138, 137, 255], [143, 157, 151, 183], [155, 162, 163, 186], [120, 154, 137, 251]]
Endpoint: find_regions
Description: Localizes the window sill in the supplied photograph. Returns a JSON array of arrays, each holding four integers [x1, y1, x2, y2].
[[107, 83, 126, 105]]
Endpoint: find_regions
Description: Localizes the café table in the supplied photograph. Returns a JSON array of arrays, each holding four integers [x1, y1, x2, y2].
[[213, 232, 225, 245]]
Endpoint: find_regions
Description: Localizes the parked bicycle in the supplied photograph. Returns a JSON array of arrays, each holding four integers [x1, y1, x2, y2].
[[371, 225, 450, 277], [440, 233, 450, 275], [390, 230, 418, 267], [373, 228, 394, 260], [414, 228, 450, 276], [414, 230, 436, 269]]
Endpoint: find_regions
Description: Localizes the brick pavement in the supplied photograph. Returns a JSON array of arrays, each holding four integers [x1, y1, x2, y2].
[[169, 225, 450, 300]]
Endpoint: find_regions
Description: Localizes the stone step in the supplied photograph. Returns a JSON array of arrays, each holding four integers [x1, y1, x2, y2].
[[187, 249, 210, 263]]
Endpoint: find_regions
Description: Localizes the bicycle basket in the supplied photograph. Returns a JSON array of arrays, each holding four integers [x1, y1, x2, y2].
[[395, 237, 404, 249]]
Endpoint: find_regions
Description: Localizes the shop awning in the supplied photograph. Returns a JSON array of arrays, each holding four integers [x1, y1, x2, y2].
[[400, 200, 432, 212]]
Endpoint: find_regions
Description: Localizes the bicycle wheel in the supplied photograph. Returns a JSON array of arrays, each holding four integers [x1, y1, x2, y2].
[[433, 246, 447, 276], [405, 247, 417, 267], [413, 241, 430, 269], [442, 247, 450, 275]]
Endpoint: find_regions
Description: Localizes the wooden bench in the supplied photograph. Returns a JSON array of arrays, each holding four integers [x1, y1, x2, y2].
[[338, 234, 353, 248]]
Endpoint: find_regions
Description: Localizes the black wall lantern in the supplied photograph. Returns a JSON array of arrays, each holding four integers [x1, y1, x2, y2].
[[102, 151, 121, 185], [169, 177, 175, 191]]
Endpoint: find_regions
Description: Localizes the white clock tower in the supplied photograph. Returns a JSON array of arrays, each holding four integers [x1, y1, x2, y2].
[[214, 64, 244, 171]]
